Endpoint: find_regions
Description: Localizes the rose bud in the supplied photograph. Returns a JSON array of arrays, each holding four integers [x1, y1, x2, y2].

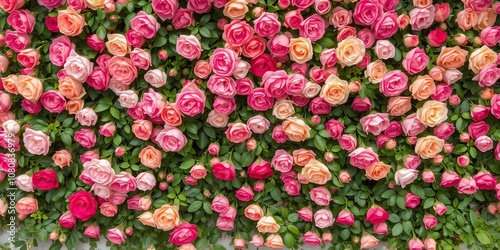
[[49, 232, 58, 241], [204, 189, 211, 197], [444, 143, 453, 153], [59, 234, 67, 244], [386, 139, 396, 149], [454, 33, 468, 46], [208, 143, 220, 155], [324, 152, 334, 162], [397, 14, 410, 29], [433, 155, 444, 164], [407, 136, 418, 145], [457, 155, 470, 167], [480, 88, 494, 100], [158, 50, 168, 60], [449, 95, 460, 105], [460, 132, 470, 143], [115, 146, 125, 156], [246, 138, 257, 151], [167, 174, 174, 182], [339, 171, 351, 183], [487, 203, 498, 215], [125, 227, 133, 236], [349, 81, 360, 92], [252, 7, 263, 18], [311, 115, 321, 125], [159, 182, 168, 190], [388, 182, 395, 189], [254, 181, 265, 192], [422, 170, 435, 183], [403, 34, 419, 47]]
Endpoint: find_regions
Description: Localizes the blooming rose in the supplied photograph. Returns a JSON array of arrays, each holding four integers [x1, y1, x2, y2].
[[365, 60, 387, 84], [212, 161, 236, 181], [394, 168, 419, 188], [299, 14, 326, 42], [329, 7, 352, 29], [473, 172, 498, 190], [23, 128, 51, 155], [336, 36, 365, 67], [301, 159, 331, 184], [253, 12, 281, 38], [176, 81, 205, 116], [416, 101, 448, 127], [361, 234, 379, 249], [106, 34, 130, 57], [314, 209, 334, 228], [282, 117, 311, 142], [405, 193, 421, 208], [68, 190, 97, 221], [257, 216, 280, 233], [409, 5, 435, 30], [176, 35, 202, 61], [16, 75, 43, 102], [475, 135, 493, 152], [320, 74, 350, 106], [373, 11, 398, 39], [309, 186, 331, 206], [130, 11, 160, 39], [403, 48, 429, 75], [289, 37, 313, 63], [415, 136, 444, 159], [366, 161, 391, 180], [353, 0, 383, 26], [360, 113, 390, 136], [457, 177, 478, 195], [469, 46, 497, 74], [436, 46, 468, 70], [32, 169, 59, 190], [15, 197, 38, 215], [365, 205, 389, 224], [57, 7, 86, 36], [152, 0, 178, 20], [223, 0, 248, 19]]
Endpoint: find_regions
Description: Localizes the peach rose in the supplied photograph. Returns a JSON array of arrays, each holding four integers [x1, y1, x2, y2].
[[66, 99, 84, 114], [301, 159, 332, 185], [364, 60, 387, 83], [85, 0, 105, 10], [16, 76, 43, 102], [138, 211, 156, 227], [476, 8, 496, 30], [15, 197, 38, 215], [289, 37, 313, 63], [153, 204, 180, 231], [292, 149, 316, 166], [387, 96, 412, 116], [265, 234, 284, 248], [336, 36, 366, 67], [365, 161, 391, 180], [409, 75, 436, 101], [256, 216, 280, 233], [469, 46, 497, 74], [139, 146, 162, 169], [58, 76, 86, 100], [272, 99, 295, 120], [320, 74, 350, 106], [456, 8, 477, 31], [106, 34, 130, 57], [436, 46, 468, 69], [282, 116, 311, 142], [57, 7, 86, 36], [52, 150, 72, 167], [2, 75, 18, 94], [416, 100, 448, 127], [160, 102, 183, 127], [244, 204, 263, 221], [415, 135, 444, 159], [223, 0, 248, 20]]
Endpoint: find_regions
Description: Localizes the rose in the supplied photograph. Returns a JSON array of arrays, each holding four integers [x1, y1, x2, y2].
[[374, 40, 395, 60], [409, 75, 435, 101], [374, 223, 388, 234], [288, 37, 313, 64], [84, 225, 100, 238], [130, 48, 152, 70], [296, 207, 312, 222], [431, 84, 452, 102], [434, 3, 450, 22], [0, 0, 24, 13], [187, 0, 211, 14], [292, 149, 315, 167], [299, 14, 326, 42], [193, 60, 211, 79], [212, 161, 236, 181], [353, 0, 383, 26], [440, 171, 461, 187], [409, 5, 435, 30], [348, 147, 379, 169], [415, 136, 444, 159], [301, 159, 331, 184], [468, 121, 489, 140], [473, 172, 498, 190], [15, 197, 38, 215], [480, 27, 500, 47], [107, 228, 126, 244], [130, 11, 160, 39], [240, 36, 265, 59], [23, 128, 51, 155], [39, 90, 66, 113], [15, 174, 33, 192], [256, 216, 281, 233], [211, 195, 230, 213], [457, 177, 478, 194], [235, 186, 254, 202], [32, 169, 59, 190], [434, 122, 455, 140], [365, 205, 389, 224], [176, 81, 206, 116], [155, 125, 187, 152], [394, 168, 418, 188], [469, 46, 497, 74], [207, 110, 228, 128], [15, 49, 39, 70], [427, 28, 446, 47], [329, 7, 352, 29], [224, 122, 251, 143], [144, 69, 167, 88], [87, 67, 110, 91], [291, 0, 314, 9], [109, 172, 137, 193], [136, 172, 156, 191], [336, 210, 355, 225], [336, 36, 365, 67], [456, 8, 476, 30], [284, 10, 303, 30], [207, 76, 236, 98], [473, 65, 500, 87], [223, 0, 248, 19], [247, 160, 273, 179], [100, 202, 118, 217], [15, 75, 42, 102], [416, 101, 448, 128], [322, 119, 343, 140], [282, 117, 310, 142], [318, 74, 349, 106], [273, 99, 295, 119], [366, 162, 391, 180], [475, 135, 493, 152], [176, 35, 202, 61], [372, 12, 398, 39], [152, 0, 178, 20], [106, 34, 130, 57], [83, 159, 114, 185], [249, 54, 277, 78], [68, 190, 97, 221], [313, 209, 334, 228], [364, 60, 387, 83], [271, 150, 293, 172], [246, 115, 270, 134], [360, 113, 389, 136], [403, 48, 429, 75], [302, 232, 321, 246], [209, 48, 238, 76], [74, 129, 96, 148], [491, 94, 500, 119], [189, 164, 206, 179], [409, 239, 425, 250], [422, 215, 437, 229], [309, 186, 331, 206], [59, 76, 85, 100], [361, 234, 379, 249], [4, 30, 30, 52], [436, 46, 468, 69]]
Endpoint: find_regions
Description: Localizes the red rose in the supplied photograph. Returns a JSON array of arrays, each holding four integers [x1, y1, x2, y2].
[[169, 222, 198, 246], [427, 28, 447, 47], [68, 190, 98, 221], [249, 53, 277, 78], [32, 169, 59, 190], [365, 205, 389, 224], [212, 161, 236, 181], [247, 160, 273, 179]]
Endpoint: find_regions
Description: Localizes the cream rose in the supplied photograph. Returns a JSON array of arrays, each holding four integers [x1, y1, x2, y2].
[[302, 81, 321, 98], [106, 34, 130, 57], [153, 204, 180, 231], [416, 100, 448, 127], [16, 76, 43, 102], [336, 36, 366, 67], [272, 99, 295, 120], [415, 135, 444, 159], [85, 0, 105, 9], [320, 74, 350, 106], [257, 216, 280, 233], [364, 60, 387, 83], [301, 159, 332, 185], [469, 46, 497, 74], [289, 37, 313, 64], [282, 117, 311, 142], [409, 75, 436, 101]]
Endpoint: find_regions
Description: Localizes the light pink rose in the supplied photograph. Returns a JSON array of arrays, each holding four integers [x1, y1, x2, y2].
[[76, 108, 98, 126], [402, 113, 427, 137], [140, 88, 165, 118], [329, 7, 352, 29], [209, 48, 238, 76], [348, 147, 379, 169], [23, 128, 51, 155], [309, 186, 331, 206], [136, 172, 156, 191], [443, 69, 463, 85], [360, 113, 390, 135], [207, 110, 229, 128], [409, 5, 435, 30], [15, 174, 34, 192], [253, 12, 281, 38], [314, 0, 330, 14], [475, 135, 493, 152], [395, 168, 418, 188], [339, 134, 357, 152], [299, 14, 326, 42], [64, 50, 93, 82], [403, 48, 429, 75], [176, 81, 206, 116], [83, 159, 115, 185], [130, 48, 152, 70], [156, 125, 187, 152], [109, 172, 137, 193], [247, 115, 270, 134], [152, 0, 178, 21], [375, 40, 395, 60], [176, 35, 202, 61], [457, 177, 478, 195], [194, 60, 211, 79], [144, 69, 167, 88], [118, 90, 139, 108], [314, 209, 334, 228], [107, 228, 126, 244]]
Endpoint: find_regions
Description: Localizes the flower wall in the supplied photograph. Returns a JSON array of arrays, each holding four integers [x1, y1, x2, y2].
[[1, 0, 500, 249]]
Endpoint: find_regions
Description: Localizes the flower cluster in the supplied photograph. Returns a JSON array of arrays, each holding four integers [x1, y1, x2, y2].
[[1, 0, 500, 249]]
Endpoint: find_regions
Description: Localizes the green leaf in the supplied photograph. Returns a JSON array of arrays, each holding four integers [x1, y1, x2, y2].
[[475, 231, 491, 245], [153, 37, 168, 48], [270, 187, 282, 201], [110, 107, 120, 119], [394, 48, 402, 61], [410, 185, 426, 198], [314, 135, 326, 151], [96, 25, 107, 40], [423, 198, 435, 209], [186, 123, 198, 135], [187, 201, 202, 212], [392, 223, 403, 236], [287, 224, 300, 235], [287, 213, 299, 222], [470, 147, 477, 159], [60, 133, 72, 145], [199, 27, 211, 38], [340, 229, 350, 240], [283, 233, 295, 248], [180, 159, 196, 169]]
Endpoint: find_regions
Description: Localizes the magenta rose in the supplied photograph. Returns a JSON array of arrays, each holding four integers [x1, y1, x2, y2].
[[249, 53, 278, 77], [37, 0, 65, 10], [433, 122, 455, 140], [372, 11, 397, 39], [309, 97, 331, 115], [212, 161, 236, 181], [247, 88, 274, 111], [126, 30, 145, 48], [351, 96, 372, 112], [325, 119, 344, 139], [353, 0, 383, 26], [247, 160, 273, 179], [45, 16, 58, 32], [187, 0, 211, 14], [261, 70, 288, 99], [5, 30, 30, 52], [68, 190, 98, 221], [169, 222, 198, 246], [480, 26, 500, 47], [40, 91, 66, 113], [87, 67, 110, 91], [431, 84, 452, 102], [291, 0, 314, 9], [468, 121, 489, 140], [284, 10, 304, 29], [7, 10, 35, 34], [209, 48, 238, 76], [365, 205, 389, 224], [152, 0, 178, 20], [299, 14, 326, 42], [172, 8, 194, 30], [384, 121, 403, 138], [32, 169, 59, 190], [272, 125, 288, 143], [402, 48, 429, 75]]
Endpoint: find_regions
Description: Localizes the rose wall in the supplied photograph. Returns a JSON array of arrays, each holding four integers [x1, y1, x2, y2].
[[0, 0, 500, 249]]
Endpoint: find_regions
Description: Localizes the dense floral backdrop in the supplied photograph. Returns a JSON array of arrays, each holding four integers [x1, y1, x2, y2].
[[1, 0, 500, 249]]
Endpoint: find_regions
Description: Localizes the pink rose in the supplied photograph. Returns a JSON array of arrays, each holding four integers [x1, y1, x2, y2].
[[422, 170, 435, 183], [284, 10, 303, 30], [404, 155, 421, 169], [423, 215, 437, 229], [472, 65, 500, 87], [130, 48, 152, 70], [156, 125, 187, 152], [267, 34, 290, 57], [374, 222, 388, 234], [209, 48, 238, 76], [211, 195, 230, 213], [353, 0, 383, 26], [76, 108, 98, 126], [475, 135, 493, 152], [434, 3, 450, 22], [0, 0, 24, 13], [249, 53, 277, 77], [309, 97, 331, 115], [261, 70, 288, 99], [379, 0, 397, 11], [384, 121, 402, 138], [144, 69, 167, 88], [348, 147, 379, 169], [299, 14, 326, 42], [255, 13, 282, 38], [439, 171, 461, 187], [431, 84, 452, 102], [433, 122, 455, 140], [176, 81, 206, 116], [329, 7, 352, 29], [40, 90, 66, 113], [152, 0, 178, 20], [176, 35, 202, 61], [379, 70, 408, 96], [193, 60, 211, 79], [457, 155, 470, 167], [247, 115, 270, 134], [480, 27, 500, 47], [107, 228, 126, 244], [360, 113, 390, 135], [314, 209, 334, 228], [325, 119, 344, 139], [64, 50, 94, 83], [80, 151, 99, 164], [7, 10, 35, 34], [314, 0, 330, 15], [5, 30, 30, 52], [207, 110, 228, 128], [395, 168, 419, 188], [291, 0, 314, 9], [309, 186, 331, 206], [428, 28, 447, 47], [87, 34, 105, 52], [223, 20, 254, 47], [409, 5, 435, 31], [302, 231, 321, 246], [457, 177, 478, 195], [339, 134, 357, 152], [434, 202, 447, 215], [126, 30, 145, 48], [108, 56, 138, 85], [336, 210, 354, 225], [74, 129, 96, 148], [491, 94, 500, 119], [207, 75, 236, 97], [67, 0, 86, 12], [172, 8, 194, 30], [403, 48, 429, 75], [225, 122, 252, 143], [213, 96, 236, 115], [443, 69, 463, 85], [242, 36, 266, 59], [285, 74, 306, 96], [37, 0, 65, 10], [271, 149, 293, 172], [84, 225, 100, 238], [473, 172, 498, 190], [463, 0, 492, 12], [15, 174, 33, 192], [358, 28, 375, 48], [402, 113, 427, 137], [272, 125, 288, 143], [140, 88, 165, 118], [375, 40, 395, 60], [136, 172, 156, 191], [235, 186, 254, 202], [468, 121, 489, 140], [109, 172, 137, 193], [365, 205, 389, 224], [187, 0, 211, 14], [351, 96, 372, 112], [372, 11, 398, 39]]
